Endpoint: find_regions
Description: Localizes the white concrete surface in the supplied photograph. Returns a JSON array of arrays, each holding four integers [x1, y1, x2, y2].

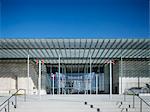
[[0, 95, 149, 112], [0, 60, 47, 95]]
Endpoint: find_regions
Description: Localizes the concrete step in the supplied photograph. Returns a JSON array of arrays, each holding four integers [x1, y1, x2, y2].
[[0, 95, 150, 112], [15, 101, 95, 112]]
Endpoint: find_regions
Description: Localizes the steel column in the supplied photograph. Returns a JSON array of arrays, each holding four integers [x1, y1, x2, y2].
[[90, 52, 92, 95], [52, 74, 55, 95], [38, 60, 41, 95], [110, 60, 112, 99], [27, 53, 30, 95], [121, 57, 123, 94], [96, 74, 98, 94], [58, 54, 60, 94]]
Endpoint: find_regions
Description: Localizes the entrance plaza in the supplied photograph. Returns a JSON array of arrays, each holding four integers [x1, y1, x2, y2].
[[0, 38, 150, 112]]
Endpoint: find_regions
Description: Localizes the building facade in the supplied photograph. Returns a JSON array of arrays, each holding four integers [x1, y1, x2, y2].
[[0, 39, 149, 95]]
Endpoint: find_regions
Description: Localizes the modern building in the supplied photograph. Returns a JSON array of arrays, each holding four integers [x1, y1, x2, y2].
[[0, 39, 149, 95]]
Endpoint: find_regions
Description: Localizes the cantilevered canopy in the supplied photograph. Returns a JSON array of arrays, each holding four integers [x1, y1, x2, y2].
[[0, 39, 149, 64]]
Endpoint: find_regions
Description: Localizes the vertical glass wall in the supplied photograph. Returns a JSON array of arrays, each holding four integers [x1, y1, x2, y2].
[[45, 65, 106, 94]]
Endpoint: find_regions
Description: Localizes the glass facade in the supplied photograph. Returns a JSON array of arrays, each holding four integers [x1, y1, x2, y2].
[[46, 72, 105, 94]]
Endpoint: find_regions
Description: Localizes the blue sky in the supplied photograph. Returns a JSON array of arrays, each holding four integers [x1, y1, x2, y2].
[[0, 0, 149, 38]]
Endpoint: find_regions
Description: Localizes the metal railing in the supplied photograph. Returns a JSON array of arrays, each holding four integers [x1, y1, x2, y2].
[[0, 89, 26, 112], [123, 89, 150, 112]]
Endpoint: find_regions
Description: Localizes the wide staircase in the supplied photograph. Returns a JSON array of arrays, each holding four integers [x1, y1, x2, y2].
[[0, 91, 150, 112]]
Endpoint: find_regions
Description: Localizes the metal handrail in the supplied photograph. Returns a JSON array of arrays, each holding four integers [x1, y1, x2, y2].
[[123, 89, 150, 112], [128, 89, 150, 107], [0, 89, 26, 112]]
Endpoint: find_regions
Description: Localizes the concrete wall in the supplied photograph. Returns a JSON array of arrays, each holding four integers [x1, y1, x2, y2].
[[0, 60, 47, 95], [119, 60, 150, 94]]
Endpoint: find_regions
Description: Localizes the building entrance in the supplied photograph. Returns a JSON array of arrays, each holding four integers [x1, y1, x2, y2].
[[45, 65, 108, 95]]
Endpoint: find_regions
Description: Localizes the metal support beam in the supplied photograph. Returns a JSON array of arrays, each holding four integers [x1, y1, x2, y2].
[[84, 65, 88, 94], [63, 66, 65, 94], [96, 74, 98, 95], [52, 73, 55, 95], [52, 74, 54, 95], [38, 60, 41, 95], [110, 60, 112, 99], [121, 57, 123, 94], [78, 65, 80, 94], [90, 52, 92, 94], [70, 64, 73, 94], [27, 53, 30, 95], [58, 54, 60, 94]]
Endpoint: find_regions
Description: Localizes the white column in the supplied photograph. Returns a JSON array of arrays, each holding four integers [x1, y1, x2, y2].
[[52, 74, 54, 95], [78, 65, 79, 94], [27, 54, 30, 95], [84, 66, 86, 94], [84, 65, 86, 94], [96, 74, 98, 95], [38, 60, 41, 95], [71, 65, 73, 94], [49, 66, 51, 93], [120, 57, 123, 94], [64, 66, 66, 94], [90, 53, 92, 94], [58, 54, 60, 94], [110, 60, 112, 99]]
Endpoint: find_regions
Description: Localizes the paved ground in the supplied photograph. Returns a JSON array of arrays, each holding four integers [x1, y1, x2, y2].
[[0, 95, 150, 112]]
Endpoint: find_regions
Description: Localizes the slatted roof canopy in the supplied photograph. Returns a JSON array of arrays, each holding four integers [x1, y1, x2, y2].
[[0, 39, 149, 64]]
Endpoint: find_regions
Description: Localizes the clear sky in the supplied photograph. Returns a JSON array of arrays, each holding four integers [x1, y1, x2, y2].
[[0, 0, 149, 38]]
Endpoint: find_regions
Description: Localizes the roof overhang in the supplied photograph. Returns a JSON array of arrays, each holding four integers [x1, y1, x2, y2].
[[0, 39, 149, 64]]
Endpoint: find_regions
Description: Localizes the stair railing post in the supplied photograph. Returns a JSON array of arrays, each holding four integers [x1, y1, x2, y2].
[[133, 94, 135, 108], [24, 89, 26, 102], [8, 100, 9, 112], [140, 99, 142, 112], [124, 92, 126, 102], [15, 94, 17, 108]]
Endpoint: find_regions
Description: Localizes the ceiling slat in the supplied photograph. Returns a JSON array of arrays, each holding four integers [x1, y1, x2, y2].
[[0, 39, 149, 64]]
